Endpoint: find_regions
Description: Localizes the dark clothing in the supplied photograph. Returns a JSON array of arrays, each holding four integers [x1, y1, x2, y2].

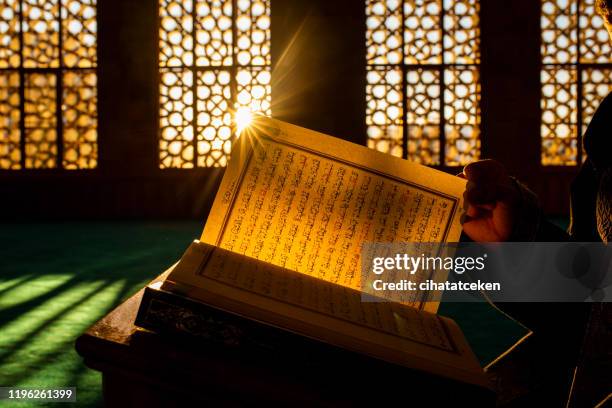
[[582, 91, 612, 173], [569, 160, 601, 242], [571, 91, 612, 241], [489, 93, 612, 405]]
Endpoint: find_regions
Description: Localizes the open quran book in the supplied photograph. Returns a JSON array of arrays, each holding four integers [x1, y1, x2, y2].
[[135, 117, 490, 391]]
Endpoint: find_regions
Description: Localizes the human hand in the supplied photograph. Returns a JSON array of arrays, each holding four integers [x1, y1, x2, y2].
[[459, 159, 522, 242]]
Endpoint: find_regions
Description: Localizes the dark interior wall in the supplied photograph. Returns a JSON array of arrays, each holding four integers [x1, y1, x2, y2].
[[480, 0, 542, 177], [271, 0, 366, 145], [97, 0, 159, 175], [479, 0, 577, 214], [0, 0, 575, 219]]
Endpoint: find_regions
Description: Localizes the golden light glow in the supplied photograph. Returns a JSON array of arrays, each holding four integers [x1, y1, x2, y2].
[[235, 107, 253, 137], [0, 0, 98, 170], [365, 0, 481, 166], [158, 0, 271, 168], [541, 0, 612, 165]]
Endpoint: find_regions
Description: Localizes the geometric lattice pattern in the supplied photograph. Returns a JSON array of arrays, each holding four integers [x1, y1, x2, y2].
[[541, 67, 578, 165], [160, 69, 194, 168], [159, 1, 194, 67], [541, 0, 612, 165], [542, 0, 578, 65], [195, 1, 232, 66], [236, 67, 271, 116], [62, 0, 97, 68], [62, 70, 97, 169], [582, 68, 612, 137], [366, 0, 481, 165], [235, 0, 270, 66], [579, 0, 612, 63], [366, 67, 403, 157], [22, 0, 60, 69], [197, 70, 232, 167], [0, 1, 21, 69], [159, 0, 271, 168], [24, 73, 57, 169], [443, 0, 480, 65], [0, 71, 20, 169], [0, 0, 97, 170], [404, 1, 442, 65], [406, 68, 440, 163], [444, 67, 480, 166]]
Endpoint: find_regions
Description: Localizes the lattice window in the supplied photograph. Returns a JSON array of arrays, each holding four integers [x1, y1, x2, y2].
[[541, 0, 612, 165], [365, 0, 480, 166], [159, 0, 271, 168], [0, 0, 97, 170]]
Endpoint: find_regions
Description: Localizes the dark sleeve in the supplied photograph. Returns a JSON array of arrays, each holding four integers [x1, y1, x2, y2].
[[507, 178, 571, 242], [534, 216, 571, 241], [582, 92, 612, 171], [568, 160, 600, 241]]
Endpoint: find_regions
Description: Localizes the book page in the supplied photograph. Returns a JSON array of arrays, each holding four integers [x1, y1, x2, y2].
[[166, 241, 487, 387], [192, 242, 454, 351], [202, 117, 466, 311]]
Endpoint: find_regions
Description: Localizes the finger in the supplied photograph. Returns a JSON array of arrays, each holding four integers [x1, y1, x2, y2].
[[462, 218, 491, 242], [465, 181, 519, 205], [463, 159, 507, 183], [465, 182, 498, 205], [477, 203, 495, 211], [466, 204, 480, 218], [465, 203, 492, 219], [461, 205, 491, 228]]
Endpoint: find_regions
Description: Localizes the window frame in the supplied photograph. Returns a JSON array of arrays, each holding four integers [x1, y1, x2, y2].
[[157, 0, 272, 169], [540, 0, 612, 167], [365, 0, 482, 170], [0, 0, 582, 217], [0, 0, 99, 172]]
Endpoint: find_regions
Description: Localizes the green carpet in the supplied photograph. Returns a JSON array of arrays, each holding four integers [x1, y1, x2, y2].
[[0, 222, 201, 407], [0, 222, 526, 407]]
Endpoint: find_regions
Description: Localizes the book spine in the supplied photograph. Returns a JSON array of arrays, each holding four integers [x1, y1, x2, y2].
[[135, 287, 321, 353]]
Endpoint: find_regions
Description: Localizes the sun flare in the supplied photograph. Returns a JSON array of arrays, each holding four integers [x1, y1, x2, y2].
[[235, 107, 254, 137]]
